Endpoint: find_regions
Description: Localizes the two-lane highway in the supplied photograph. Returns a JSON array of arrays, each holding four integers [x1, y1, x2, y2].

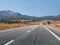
[[0, 24, 60, 45]]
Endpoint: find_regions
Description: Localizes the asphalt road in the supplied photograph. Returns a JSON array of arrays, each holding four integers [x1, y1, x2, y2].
[[0, 24, 60, 45]]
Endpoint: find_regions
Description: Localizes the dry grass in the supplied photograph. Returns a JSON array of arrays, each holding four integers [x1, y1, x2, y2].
[[49, 24, 56, 27], [49, 24, 60, 28], [0, 21, 40, 30]]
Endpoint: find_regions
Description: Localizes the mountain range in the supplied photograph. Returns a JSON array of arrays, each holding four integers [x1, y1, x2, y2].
[[0, 10, 60, 20], [0, 10, 38, 20]]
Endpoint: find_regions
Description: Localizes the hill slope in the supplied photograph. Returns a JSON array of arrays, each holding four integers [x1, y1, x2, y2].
[[0, 10, 38, 20]]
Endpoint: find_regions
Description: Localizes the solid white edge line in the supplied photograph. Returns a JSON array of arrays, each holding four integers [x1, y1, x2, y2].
[[43, 25, 60, 41], [4, 40, 14, 45]]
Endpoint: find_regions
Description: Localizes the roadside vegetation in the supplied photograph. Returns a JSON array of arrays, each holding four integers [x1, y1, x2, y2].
[[0, 19, 40, 30], [42, 20, 60, 28], [49, 21, 60, 28]]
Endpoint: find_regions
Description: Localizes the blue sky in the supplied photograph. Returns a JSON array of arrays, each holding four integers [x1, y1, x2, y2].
[[0, 0, 60, 17]]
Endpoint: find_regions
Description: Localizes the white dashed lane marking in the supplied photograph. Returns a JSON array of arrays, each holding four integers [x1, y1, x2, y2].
[[4, 40, 14, 45]]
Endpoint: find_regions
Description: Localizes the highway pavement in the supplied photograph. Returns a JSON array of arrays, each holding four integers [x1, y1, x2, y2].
[[0, 24, 60, 45]]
